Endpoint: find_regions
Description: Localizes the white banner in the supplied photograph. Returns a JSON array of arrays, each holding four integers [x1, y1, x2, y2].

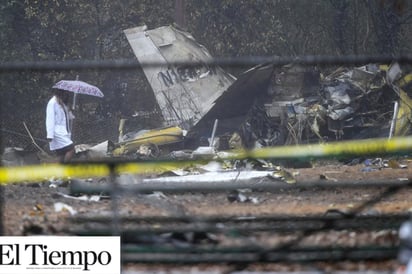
[[0, 236, 120, 274]]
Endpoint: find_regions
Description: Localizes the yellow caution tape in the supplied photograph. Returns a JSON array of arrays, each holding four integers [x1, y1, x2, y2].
[[0, 163, 110, 185], [244, 136, 412, 160], [0, 136, 411, 184]]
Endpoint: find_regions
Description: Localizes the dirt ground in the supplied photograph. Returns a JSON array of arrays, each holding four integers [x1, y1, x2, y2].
[[2, 158, 412, 273]]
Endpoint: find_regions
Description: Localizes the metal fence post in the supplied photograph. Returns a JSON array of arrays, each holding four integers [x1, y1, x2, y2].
[[109, 163, 120, 236]]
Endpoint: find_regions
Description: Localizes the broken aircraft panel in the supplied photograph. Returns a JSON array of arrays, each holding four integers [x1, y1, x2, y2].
[[110, 125, 184, 157], [124, 24, 236, 130], [186, 63, 277, 148]]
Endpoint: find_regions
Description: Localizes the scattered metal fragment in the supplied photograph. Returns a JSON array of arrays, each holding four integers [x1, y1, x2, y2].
[[319, 174, 338, 182], [227, 190, 260, 204], [56, 192, 102, 202], [54, 202, 77, 216]]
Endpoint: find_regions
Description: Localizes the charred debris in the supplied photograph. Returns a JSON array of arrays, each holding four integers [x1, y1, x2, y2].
[[110, 25, 412, 159], [112, 61, 412, 159]]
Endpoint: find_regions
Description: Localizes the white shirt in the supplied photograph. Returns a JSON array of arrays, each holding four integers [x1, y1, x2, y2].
[[46, 96, 74, 150]]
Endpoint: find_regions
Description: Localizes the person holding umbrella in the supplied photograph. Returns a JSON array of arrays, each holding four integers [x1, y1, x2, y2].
[[46, 78, 104, 162], [46, 88, 75, 162]]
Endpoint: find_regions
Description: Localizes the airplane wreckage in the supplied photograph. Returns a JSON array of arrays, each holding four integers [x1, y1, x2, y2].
[[3, 25, 411, 165], [104, 24, 412, 159]]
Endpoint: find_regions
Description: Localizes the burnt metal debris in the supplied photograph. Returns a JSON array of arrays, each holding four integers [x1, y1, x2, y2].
[[117, 25, 412, 158]]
